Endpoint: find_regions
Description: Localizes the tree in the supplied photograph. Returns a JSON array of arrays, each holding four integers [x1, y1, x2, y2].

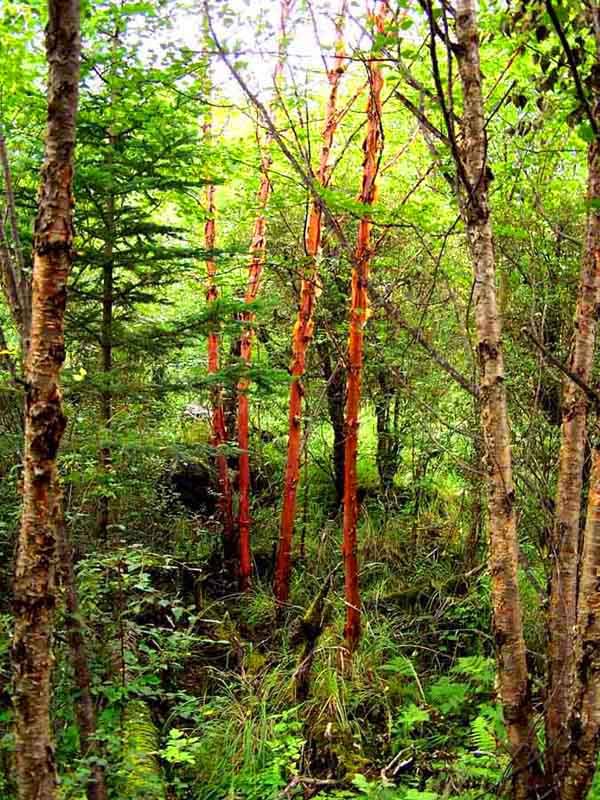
[[274, 0, 348, 607], [202, 41, 235, 563], [543, 0, 600, 781], [451, 2, 538, 794], [71, 3, 208, 536], [11, 2, 81, 798], [342, 0, 387, 653], [237, 0, 293, 591]]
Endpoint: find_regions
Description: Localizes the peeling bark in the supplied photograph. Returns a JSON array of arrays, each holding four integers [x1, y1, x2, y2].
[[237, 0, 293, 591], [11, 3, 81, 799], [454, 1, 538, 795], [203, 102, 235, 563], [274, 0, 348, 606], [556, 31, 600, 795], [545, 105, 600, 783], [560, 440, 600, 800], [342, 0, 387, 653]]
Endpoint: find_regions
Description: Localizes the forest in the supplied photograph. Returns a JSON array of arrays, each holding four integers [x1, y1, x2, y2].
[[2, 0, 600, 798]]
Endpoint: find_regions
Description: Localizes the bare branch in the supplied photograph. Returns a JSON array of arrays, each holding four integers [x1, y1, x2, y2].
[[523, 327, 600, 409], [205, 1, 352, 259]]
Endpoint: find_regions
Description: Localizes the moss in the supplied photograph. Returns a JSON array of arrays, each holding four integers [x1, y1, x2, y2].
[[117, 700, 165, 800]]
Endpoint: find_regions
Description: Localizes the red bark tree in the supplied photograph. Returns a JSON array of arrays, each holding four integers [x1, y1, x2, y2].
[[274, 0, 349, 606], [237, 0, 293, 591], [342, 0, 387, 652], [203, 102, 235, 562]]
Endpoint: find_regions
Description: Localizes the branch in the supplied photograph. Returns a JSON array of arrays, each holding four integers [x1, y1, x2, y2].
[[392, 87, 450, 146], [204, 1, 352, 260], [416, 0, 457, 50], [523, 327, 600, 409], [424, 0, 474, 205], [371, 288, 480, 399], [545, 0, 598, 138]]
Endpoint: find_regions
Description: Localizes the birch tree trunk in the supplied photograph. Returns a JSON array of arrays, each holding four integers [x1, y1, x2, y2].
[[556, 37, 600, 797], [545, 46, 600, 788], [11, 2, 80, 799], [454, 1, 538, 795]]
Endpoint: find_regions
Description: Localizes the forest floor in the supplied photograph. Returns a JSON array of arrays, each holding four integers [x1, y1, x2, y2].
[[0, 419, 595, 800]]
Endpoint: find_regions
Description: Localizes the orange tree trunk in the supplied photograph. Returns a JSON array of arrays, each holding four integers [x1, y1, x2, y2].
[[238, 153, 271, 591], [204, 110, 235, 562], [454, 1, 538, 795], [545, 82, 600, 782], [11, 2, 81, 799], [342, 1, 387, 653], [237, 0, 292, 591], [274, 0, 348, 606]]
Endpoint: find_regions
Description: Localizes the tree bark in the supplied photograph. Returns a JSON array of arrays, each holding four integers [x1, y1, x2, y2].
[[237, 158, 270, 591], [454, 1, 538, 795], [237, 0, 293, 591], [317, 338, 346, 505], [11, 3, 80, 799], [556, 30, 600, 793], [274, 0, 348, 606], [560, 439, 600, 800], [342, 1, 387, 653], [545, 81, 600, 784], [98, 179, 114, 540], [203, 102, 235, 563]]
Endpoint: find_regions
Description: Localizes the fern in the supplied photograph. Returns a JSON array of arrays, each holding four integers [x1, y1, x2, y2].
[[451, 656, 495, 690], [469, 715, 497, 753]]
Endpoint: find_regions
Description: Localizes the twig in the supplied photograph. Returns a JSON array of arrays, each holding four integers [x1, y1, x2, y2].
[[545, 0, 598, 139], [523, 327, 600, 408]]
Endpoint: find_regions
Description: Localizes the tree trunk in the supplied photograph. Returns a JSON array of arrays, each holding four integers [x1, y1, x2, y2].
[[98, 30, 118, 541], [274, 0, 348, 606], [57, 506, 108, 800], [98, 185, 113, 540], [555, 33, 600, 794], [11, 3, 80, 799], [203, 103, 235, 563], [560, 439, 600, 800], [237, 173, 269, 591], [374, 370, 401, 494], [317, 339, 346, 505], [454, 1, 538, 795], [237, 0, 292, 591], [342, 1, 386, 653], [545, 93, 600, 783]]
